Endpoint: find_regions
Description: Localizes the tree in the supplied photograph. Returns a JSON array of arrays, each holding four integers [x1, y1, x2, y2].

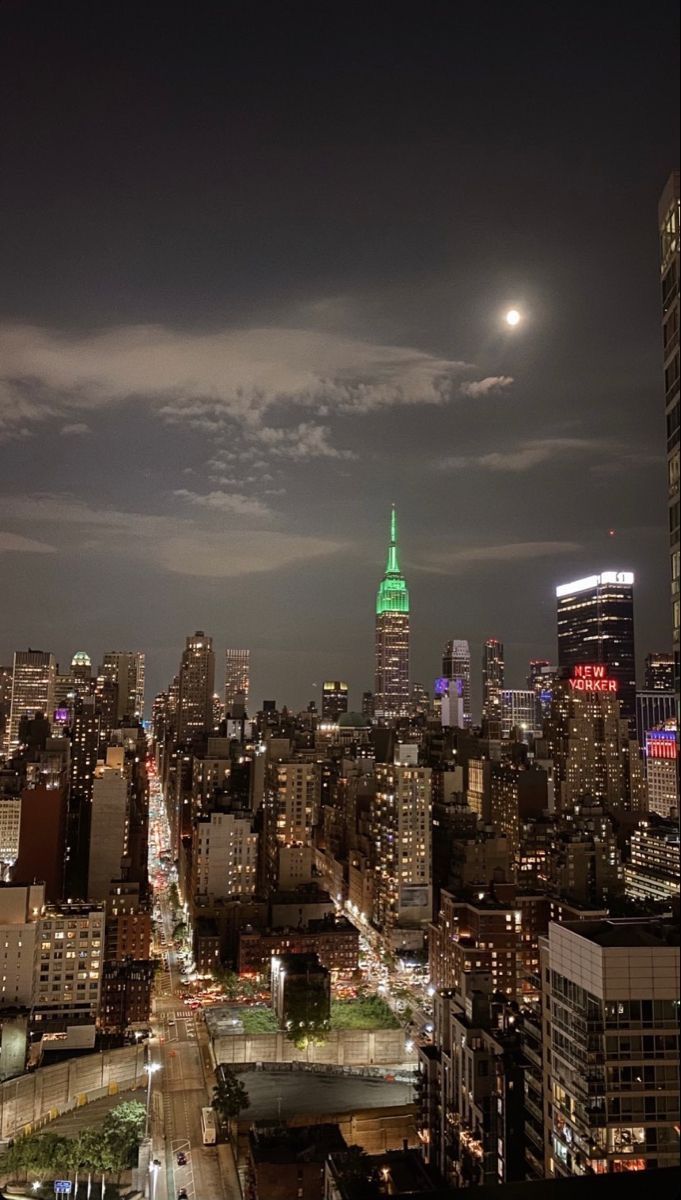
[[102, 1101, 146, 1174], [212, 1070, 250, 1123]]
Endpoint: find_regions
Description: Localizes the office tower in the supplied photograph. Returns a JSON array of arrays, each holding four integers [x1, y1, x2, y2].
[[545, 677, 645, 816], [0, 665, 12, 745], [374, 505, 410, 719], [624, 819, 680, 901], [441, 639, 471, 726], [541, 918, 680, 1176], [527, 660, 557, 728], [224, 648, 250, 712], [87, 764, 128, 901], [177, 631, 215, 743], [361, 691, 375, 719], [660, 172, 680, 693], [0, 797, 21, 878], [71, 650, 92, 684], [645, 730, 679, 819], [0, 883, 45, 1007], [193, 811, 258, 899], [556, 571, 636, 722], [13, 782, 68, 902], [65, 695, 101, 895], [482, 638, 504, 722], [321, 680, 348, 721], [5, 649, 56, 755], [100, 651, 145, 722], [33, 901, 105, 1030], [371, 757, 432, 939], [645, 650, 674, 691], [636, 690, 677, 743], [501, 689, 540, 739]]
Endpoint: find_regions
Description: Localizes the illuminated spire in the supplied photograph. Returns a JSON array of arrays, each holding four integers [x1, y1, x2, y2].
[[376, 503, 410, 615]]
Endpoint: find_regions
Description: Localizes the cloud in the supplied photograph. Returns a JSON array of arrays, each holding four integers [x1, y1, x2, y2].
[[417, 540, 581, 574], [174, 489, 273, 519], [0, 321, 467, 417], [440, 437, 606, 472], [253, 422, 355, 460], [1, 492, 344, 578], [459, 375, 514, 398], [0, 531, 57, 554], [60, 421, 91, 436]]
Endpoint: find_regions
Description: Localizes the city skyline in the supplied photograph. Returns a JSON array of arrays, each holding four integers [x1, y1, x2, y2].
[[0, 4, 678, 711]]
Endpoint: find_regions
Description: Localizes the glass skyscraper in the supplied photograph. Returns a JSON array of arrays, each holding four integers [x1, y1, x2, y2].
[[659, 172, 680, 694], [374, 505, 410, 719], [556, 571, 636, 723]]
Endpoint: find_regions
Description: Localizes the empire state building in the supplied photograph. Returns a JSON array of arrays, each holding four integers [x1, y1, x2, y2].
[[374, 505, 410, 719]]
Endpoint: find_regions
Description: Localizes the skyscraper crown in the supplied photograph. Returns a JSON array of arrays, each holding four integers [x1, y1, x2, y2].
[[376, 504, 410, 615]]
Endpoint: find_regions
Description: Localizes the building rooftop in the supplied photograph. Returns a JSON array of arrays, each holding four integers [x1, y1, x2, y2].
[[249, 1121, 346, 1164], [560, 917, 680, 949]]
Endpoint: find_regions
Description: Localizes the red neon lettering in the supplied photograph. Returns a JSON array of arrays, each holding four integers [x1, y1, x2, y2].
[[594, 665, 605, 678]]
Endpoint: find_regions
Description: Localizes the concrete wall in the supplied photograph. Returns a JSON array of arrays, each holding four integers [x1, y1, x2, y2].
[[214, 1028, 414, 1067], [0, 1044, 145, 1140]]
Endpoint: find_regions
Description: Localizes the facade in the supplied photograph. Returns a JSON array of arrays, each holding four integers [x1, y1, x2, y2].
[[371, 759, 432, 935], [500, 688, 540, 738], [644, 651, 674, 691], [224, 648, 250, 712], [5, 649, 56, 756], [177, 631, 216, 743], [417, 972, 526, 1188], [0, 798, 21, 874], [441, 640, 471, 727], [0, 883, 45, 1007], [374, 505, 410, 719], [193, 810, 258, 899], [645, 729, 678, 819], [13, 781, 68, 903], [556, 572, 636, 722], [545, 680, 645, 816], [636, 690, 677, 743], [238, 917, 359, 975], [87, 765, 128, 902], [481, 638, 504, 723], [100, 959, 154, 1033], [542, 919, 680, 1176], [33, 901, 105, 1030], [624, 820, 680, 902], [659, 172, 680, 693], [321, 681, 349, 721], [100, 651, 145, 721]]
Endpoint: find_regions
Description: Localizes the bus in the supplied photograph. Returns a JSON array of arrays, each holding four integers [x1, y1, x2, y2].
[[201, 1106, 217, 1145]]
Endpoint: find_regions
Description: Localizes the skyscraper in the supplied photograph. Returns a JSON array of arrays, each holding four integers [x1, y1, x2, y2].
[[321, 681, 349, 721], [659, 171, 680, 694], [644, 650, 674, 691], [5, 649, 57, 755], [374, 505, 410, 719], [482, 638, 504, 723], [100, 651, 145, 722], [441, 639, 471, 727], [556, 571, 636, 722], [224, 648, 250, 712], [177, 631, 215, 743]]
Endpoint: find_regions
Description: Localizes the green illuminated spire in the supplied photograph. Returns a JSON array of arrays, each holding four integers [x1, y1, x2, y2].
[[376, 503, 410, 616]]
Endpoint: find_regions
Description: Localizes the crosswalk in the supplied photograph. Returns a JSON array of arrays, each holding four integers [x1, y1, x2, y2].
[[175, 1010, 196, 1019]]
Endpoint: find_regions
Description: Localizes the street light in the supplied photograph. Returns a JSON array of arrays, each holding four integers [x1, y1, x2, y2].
[[149, 1158, 161, 1200], [144, 1061, 161, 1138]]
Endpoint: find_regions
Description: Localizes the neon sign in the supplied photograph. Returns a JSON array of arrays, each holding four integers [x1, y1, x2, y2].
[[569, 664, 617, 693]]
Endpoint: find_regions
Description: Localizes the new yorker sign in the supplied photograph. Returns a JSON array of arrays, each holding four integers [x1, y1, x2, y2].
[[569, 664, 617, 693]]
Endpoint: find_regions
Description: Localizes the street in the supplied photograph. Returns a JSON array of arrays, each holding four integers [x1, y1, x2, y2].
[[147, 759, 241, 1200]]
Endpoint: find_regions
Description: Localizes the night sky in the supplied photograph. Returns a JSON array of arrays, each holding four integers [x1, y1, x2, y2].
[[1, 1, 679, 712]]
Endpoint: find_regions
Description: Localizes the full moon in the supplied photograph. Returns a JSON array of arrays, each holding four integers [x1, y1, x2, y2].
[[505, 308, 521, 327]]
